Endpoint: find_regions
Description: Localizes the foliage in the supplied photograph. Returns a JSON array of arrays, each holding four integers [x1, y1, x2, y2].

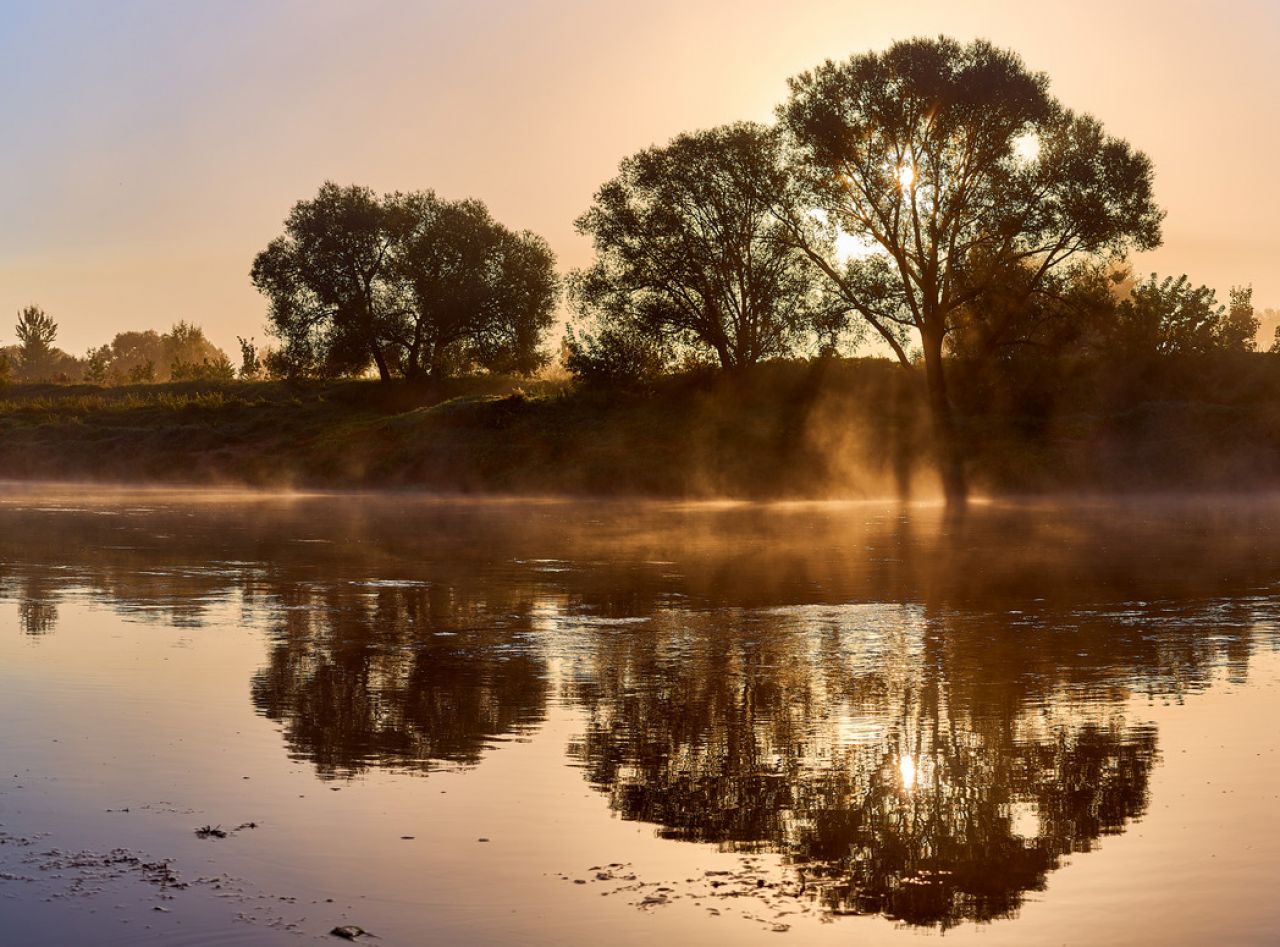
[[946, 263, 1123, 361], [81, 323, 232, 385], [237, 336, 262, 380], [1221, 286, 1260, 352], [776, 36, 1164, 502], [251, 182, 404, 380], [14, 305, 60, 381], [171, 352, 236, 382], [1113, 275, 1256, 356], [563, 324, 669, 388], [251, 182, 558, 382], [84, 345, 112, 384], [128, 360, 157, 384], [572, 123, 838, 370], [392, 194, 559, 378]]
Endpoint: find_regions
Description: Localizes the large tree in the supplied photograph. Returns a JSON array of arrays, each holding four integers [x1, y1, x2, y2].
[[392, 195, 559, 379], [251, 182, 410, 381], [572, 122, 840, 371], [251, 183, 558, 382], [778, 37, 1163, 504]]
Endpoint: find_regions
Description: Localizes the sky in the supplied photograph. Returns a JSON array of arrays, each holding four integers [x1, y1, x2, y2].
[[1, 0, 1278, 357]]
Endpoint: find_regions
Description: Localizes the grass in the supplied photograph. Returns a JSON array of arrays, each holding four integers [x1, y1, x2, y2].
[[3, 355, 1280, 497]]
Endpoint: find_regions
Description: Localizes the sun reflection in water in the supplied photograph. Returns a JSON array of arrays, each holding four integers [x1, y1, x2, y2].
[[898, 753, 917, 791]]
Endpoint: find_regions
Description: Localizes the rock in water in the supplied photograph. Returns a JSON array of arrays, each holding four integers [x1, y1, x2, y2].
[[330, 925, 367, 940]]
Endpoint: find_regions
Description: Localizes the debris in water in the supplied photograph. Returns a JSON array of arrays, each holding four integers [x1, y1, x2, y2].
[[330, 925, 368, 940]]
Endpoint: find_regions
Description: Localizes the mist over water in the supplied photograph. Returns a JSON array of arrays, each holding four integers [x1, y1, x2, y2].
[[3, 487, 1280, 944]]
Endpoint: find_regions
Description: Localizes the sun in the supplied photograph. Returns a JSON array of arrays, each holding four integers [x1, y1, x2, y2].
[[1013, 132, 1040, 163], [897, 163, 916, 191]]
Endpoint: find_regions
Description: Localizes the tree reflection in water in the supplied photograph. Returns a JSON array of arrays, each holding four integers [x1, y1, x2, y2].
[[250, 584, 548, 777], [2, 493, 1277, 927], [567, 605, 1195, 926]]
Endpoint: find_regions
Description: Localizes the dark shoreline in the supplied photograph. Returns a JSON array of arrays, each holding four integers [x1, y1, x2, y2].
[[3, 355, 1280, 498]]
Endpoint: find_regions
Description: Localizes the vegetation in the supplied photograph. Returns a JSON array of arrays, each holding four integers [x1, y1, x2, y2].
[[774, 37, 1163, 504], [570, 122, 848, 371], [4, 349, 1280, 497], [1, 35, 1275, 503], [2, 308, 238, 387], [250, 183, 558, 382]]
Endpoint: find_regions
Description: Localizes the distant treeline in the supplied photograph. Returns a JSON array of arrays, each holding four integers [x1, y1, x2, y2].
[[0, 304, 251, 386]]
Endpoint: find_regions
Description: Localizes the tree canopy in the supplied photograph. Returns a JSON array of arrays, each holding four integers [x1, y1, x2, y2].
[[15, 305, 59, 379], [84, 322, 233, 385], [572, 122, 844, 371], [777, 36, 1164, 502], [251, 182, 558, 381], [1113, 276, 1257, 357]]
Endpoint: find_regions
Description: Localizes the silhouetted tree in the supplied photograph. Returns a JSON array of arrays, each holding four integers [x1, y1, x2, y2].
[[237, 336, 262, 380], [562, 323, 670, 388], [83, 344, 111, 384], [1221, 285, 1260, 352], [166, 321, 235, 380], [777, 37, 1163, 504], [392, 194, 558, 378], [15, 304, 59, 380], [252, 183, 557, 382], [251, 182, 409, 381], [572, 123, 838, 371], [1113, 275, 1255, 356]]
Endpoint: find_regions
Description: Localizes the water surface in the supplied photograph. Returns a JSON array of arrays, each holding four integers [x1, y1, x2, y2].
[[2, 487, 1280, 945]]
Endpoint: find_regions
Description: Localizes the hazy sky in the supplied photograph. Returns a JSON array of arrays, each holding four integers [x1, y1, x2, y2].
[[2, 0, 1277, 356]]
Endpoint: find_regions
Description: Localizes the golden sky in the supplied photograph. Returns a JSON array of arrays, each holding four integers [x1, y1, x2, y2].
[[1, 0, 1276, 356]]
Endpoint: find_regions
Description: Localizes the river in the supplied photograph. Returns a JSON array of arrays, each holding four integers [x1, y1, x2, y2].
[[2, 486, 1279, 945]]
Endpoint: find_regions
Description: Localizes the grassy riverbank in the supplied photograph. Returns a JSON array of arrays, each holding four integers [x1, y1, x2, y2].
[[2, 355, 1280, 497]]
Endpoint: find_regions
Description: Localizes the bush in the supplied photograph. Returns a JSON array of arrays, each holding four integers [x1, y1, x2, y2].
[[563, 325, 668, 389], [170, 353, 236, 382]]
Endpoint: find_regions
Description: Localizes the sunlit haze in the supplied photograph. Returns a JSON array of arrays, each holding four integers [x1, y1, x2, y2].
[[1, 0, 1277, 355]]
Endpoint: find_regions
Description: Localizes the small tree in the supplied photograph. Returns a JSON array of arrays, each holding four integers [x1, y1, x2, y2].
[[128, 360, 156, 384], [84, 345, 112, 385], [563, 323, 669, 388], [237, 336, 262, 380], [573, 122, 834, 371], [15, 305, 58, 381], [1220, 285, 1259, 352]]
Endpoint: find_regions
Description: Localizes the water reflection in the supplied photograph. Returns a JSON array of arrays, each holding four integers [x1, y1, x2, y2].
[[2, 491, 1278, 928], [568, 605, 1175, 926], [250, 585, 548, 776]]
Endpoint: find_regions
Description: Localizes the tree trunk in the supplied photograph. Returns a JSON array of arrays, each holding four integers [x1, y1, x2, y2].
[[921, 327, 967, 507], [372, 346, 391, 383], [404, 340, 422, 381]]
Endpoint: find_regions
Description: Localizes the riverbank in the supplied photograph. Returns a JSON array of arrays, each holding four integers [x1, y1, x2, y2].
[[2, 355, 1279, 496]]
